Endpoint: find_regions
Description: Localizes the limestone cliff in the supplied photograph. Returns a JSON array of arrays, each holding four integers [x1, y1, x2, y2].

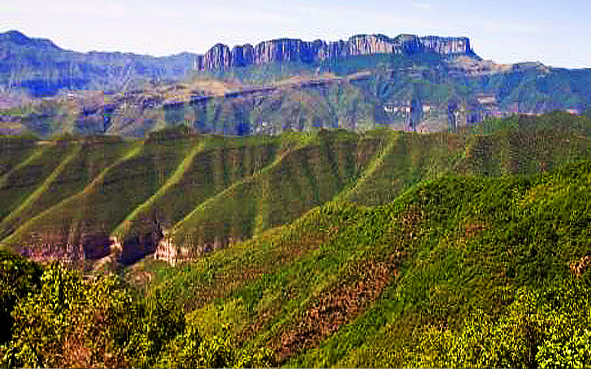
[[196, 33, 476, 71]]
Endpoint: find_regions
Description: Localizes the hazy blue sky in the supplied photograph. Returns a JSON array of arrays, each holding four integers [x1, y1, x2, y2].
[[2, 0, 590, 68]]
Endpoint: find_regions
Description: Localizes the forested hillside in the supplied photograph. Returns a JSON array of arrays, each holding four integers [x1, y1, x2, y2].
[[1, 129, 590, 367], [0, 112, 589, 271]]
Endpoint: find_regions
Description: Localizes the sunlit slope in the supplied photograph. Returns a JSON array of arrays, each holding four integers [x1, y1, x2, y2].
[[112, 135, 281, 256], [140, 158, 591, 367], [0, 143, 77, 223], [0, 138, 132, 239], [342, 131, 467, 205], [167, 130, 385, 251], [1, 136, 193, 261], [0, 112, 589, 266]]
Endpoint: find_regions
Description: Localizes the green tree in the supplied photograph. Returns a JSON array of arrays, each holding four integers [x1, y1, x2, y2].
[[0, 251, 42, 346], [2, 263, 134, 367]]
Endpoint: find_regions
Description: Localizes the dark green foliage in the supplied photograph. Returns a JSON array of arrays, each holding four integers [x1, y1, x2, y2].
[[147, 124, 195, 142], [0, 251, 42, 345]]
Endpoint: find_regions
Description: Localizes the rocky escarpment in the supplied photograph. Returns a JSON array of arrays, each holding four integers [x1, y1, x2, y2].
[[196, 34, 476, 71]]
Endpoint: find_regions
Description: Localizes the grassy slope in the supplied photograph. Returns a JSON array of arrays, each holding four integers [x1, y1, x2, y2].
[[113, 135, 281, 241], [0, 139, 131, 239], [0, 143, 75, 222], [1, 141, 144, 247], [0, 113, 589, 265], [166, 129, 386, 250], [0, 136, 39, 178]]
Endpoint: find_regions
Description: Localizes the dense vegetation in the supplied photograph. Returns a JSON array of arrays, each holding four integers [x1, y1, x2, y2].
[[0, 252, 275, 368], [0, 112, 589, 270], [1, 154, 590, 368], [0, 112, 590, 367], [136, 158, 591, 368]]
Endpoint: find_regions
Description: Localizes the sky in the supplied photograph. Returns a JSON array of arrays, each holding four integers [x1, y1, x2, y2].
[[2, 0, 590, 68]]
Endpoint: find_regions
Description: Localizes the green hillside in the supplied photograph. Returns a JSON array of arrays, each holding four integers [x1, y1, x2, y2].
[[134, 157, 591, 367], [0, 112, 589, 269], [0, 112, 590, 367]]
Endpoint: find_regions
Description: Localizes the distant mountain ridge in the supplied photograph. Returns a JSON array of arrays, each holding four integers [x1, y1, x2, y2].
[[196, 34, 477, 71], [1, 30, 591, 138], [0, 30, 198, 96], [0, 30, 479, 96], [0, 30, 60, 50]]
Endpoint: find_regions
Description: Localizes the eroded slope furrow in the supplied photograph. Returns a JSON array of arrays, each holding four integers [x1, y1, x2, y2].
[[1, 136, 201, 264], [114, 137, 281, 264], [2, 112, 591, 268], [0, 139, 132, 240], [0, 144, 75, 222], [162, 131, 385, 262]]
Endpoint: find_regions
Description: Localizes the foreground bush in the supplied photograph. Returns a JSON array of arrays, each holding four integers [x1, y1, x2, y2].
[[0, 261, 276, 368]]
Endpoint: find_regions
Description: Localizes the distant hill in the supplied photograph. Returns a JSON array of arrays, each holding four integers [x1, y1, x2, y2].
[[0, 30, 590, 137], [0, 30, 198, 96]]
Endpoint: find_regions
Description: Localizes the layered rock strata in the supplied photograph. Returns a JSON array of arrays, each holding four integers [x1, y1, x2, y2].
[[196, 34, 475, 71]]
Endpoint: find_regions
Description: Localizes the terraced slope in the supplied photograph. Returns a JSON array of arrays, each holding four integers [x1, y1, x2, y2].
[[0, 113, 590, 268]]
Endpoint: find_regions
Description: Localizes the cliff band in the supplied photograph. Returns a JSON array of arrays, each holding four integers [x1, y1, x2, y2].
[[196, 34, 475, 71]]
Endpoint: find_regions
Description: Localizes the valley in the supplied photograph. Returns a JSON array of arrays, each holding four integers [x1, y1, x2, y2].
[[1, 31, 591, 139]]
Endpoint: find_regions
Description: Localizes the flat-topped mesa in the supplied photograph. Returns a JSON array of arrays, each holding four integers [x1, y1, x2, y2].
[[196, 34, 476, 71]]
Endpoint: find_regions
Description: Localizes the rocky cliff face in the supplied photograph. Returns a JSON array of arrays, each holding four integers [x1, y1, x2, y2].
[[196, 34, 475, 71]]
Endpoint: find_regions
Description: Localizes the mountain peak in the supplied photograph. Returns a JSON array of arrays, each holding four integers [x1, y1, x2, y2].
[[2, 30, 30, 44], [0, 30, 60, 50]]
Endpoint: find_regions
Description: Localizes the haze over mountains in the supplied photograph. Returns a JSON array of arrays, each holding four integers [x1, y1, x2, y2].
[[0, 30, 196, 96], [1, 30, 590, 138]]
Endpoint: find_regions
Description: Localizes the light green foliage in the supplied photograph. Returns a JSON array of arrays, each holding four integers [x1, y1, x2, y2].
[[2, 263, 134, 367], [124, 288, 186, 368], [0, 261, 277, 368], [411, 290, 545, 368], [409, 282, 591, 368]]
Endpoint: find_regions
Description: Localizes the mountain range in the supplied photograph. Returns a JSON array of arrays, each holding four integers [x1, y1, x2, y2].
[[2, 29, 591, 368], [195, 34, 476, 71], [1, 30, 590, 138]]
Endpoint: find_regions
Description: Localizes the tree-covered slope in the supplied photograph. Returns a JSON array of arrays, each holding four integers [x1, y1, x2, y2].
[[137, 157, 591, 368], [0, 113, 590, 368]]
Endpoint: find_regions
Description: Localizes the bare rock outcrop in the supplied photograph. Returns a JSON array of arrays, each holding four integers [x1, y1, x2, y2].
[[197, 33, 476, 71]]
